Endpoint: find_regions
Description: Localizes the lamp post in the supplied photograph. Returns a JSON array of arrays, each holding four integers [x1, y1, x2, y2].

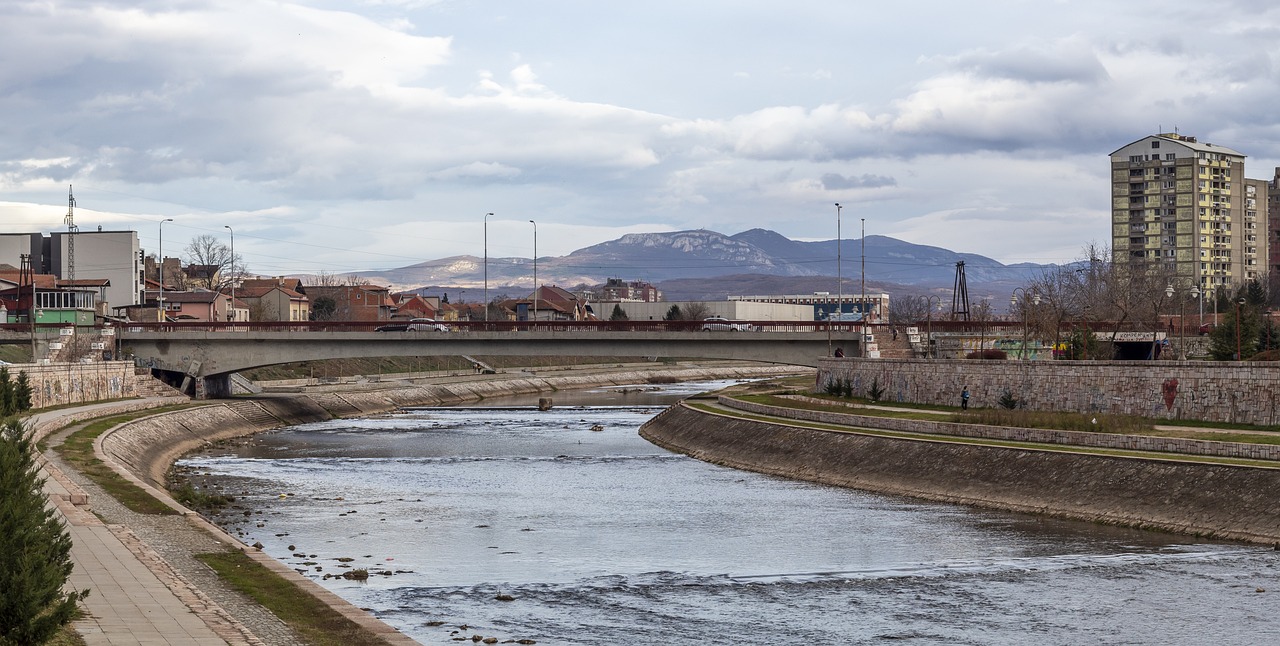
[[835, 203, 842, 328], [529, 219, 537, 322], [158, 218, 173, 323], [484, 213, 492, 322], [1192, 284, 1202, 327], [1236, 297, 1246, 361], [925, 295, 941, 359], [224, 225, 235, 323], [1010, 288, 1039, 360], [1082, 304, 1091, 360], [860, 217, 866, 358]]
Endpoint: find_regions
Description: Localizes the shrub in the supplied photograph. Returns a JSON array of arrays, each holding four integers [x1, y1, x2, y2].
[[998, 389, 1020, 410], [0, 420, 89, 644], [867, 377, 885, 402], [965, 349, 1008, 360]]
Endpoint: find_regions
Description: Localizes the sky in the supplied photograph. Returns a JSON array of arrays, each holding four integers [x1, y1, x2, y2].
[[2, 0, 1280, 279]]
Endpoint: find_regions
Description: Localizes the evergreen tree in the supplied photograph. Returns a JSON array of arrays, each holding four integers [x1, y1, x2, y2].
[[0, 367, 13, 417], [14, 371, 32, 413], [1208, 301, 1261, 360], [0, 420, 89, 643], [609, 304, 629, 321], [662, 305, 683, 321]]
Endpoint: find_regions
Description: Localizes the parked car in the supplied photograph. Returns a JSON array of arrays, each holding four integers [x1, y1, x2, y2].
[[408, 318, 451, 332], [701, 316, 754, 331], [374, 322, 409, 332]]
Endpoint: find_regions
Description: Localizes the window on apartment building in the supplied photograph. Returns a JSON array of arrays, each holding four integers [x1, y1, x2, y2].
[[1130, 169, 1144, 177], [1151, 141, 1160, 148], [1130, 155, 1144, 163]]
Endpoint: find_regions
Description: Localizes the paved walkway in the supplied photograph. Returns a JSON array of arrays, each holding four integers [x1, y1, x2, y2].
[[31, 399, 252, 646]]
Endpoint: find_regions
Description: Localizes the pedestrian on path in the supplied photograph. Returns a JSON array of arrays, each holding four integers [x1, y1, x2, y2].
[[961, 386, 970, 410]]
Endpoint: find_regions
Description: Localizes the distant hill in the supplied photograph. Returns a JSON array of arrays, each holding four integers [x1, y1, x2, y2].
[[341, 228, 1056, 299]]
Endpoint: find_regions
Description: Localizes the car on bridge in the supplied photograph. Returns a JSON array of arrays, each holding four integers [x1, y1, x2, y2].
[[701, 316, 755, 331], [376, 318, 451, 332]]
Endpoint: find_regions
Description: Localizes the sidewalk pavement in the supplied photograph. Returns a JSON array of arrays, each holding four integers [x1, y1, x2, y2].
[[30, 398, 241, 646]]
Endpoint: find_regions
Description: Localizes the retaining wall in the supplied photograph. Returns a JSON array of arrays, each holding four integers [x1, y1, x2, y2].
[[640, 403, 1280, 545], [724, 395, 1280, 461], [819, 358, 1280, 426], [11, 361, 137, 409]]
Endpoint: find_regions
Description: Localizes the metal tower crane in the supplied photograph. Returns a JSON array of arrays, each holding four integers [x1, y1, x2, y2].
[[951, 260, 970, 321], [64, 185, 78, 282]]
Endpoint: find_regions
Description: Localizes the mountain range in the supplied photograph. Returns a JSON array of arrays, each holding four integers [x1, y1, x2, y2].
[[344, 228, 1060, 302]]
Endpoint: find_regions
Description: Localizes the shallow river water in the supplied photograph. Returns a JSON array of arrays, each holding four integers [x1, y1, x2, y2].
[[179, 380, 1280, 645]]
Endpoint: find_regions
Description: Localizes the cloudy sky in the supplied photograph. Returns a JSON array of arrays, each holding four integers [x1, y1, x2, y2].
[[2, 0, 1279, 278]]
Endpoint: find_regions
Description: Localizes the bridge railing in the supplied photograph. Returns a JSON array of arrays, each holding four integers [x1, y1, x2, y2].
[[110, 320, 866, 334]]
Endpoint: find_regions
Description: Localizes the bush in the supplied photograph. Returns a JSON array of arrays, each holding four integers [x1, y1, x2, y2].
[[867, 377, 885, 402], [998, 389, 1021, 410], [0, 420, 89, 644], [965, 349, 1008, 360]]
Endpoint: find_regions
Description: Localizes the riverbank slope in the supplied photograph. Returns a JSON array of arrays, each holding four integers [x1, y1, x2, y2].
[[640, 400, 1280, 545]]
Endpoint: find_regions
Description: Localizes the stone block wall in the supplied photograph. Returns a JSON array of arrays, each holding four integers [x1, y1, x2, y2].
[[15, 361, 137, 409], [819, 358, 1280, 426]]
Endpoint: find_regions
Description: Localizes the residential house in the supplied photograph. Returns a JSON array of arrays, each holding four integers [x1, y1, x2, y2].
[[306, 284, 394, 321], [236, 278, 310, 321], [509, 285, 591, 321], [389, 293, 438, 320], [141, 289, 230, 322]]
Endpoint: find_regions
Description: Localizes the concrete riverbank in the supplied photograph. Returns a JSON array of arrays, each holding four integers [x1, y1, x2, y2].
[[640, 401, 1280, 545]]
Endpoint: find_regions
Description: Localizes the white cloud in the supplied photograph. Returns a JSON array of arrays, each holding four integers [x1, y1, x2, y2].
[[1, 0, 1278, 275]]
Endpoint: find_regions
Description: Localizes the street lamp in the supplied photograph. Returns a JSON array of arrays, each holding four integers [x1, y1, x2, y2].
[[860, 217, 866, 358], [1191, 285, 1202, 328], [484, 213, 493, 322], [925, 295, 941, 359], [158, 218, 173, 323], [835, 203, 842, 328], [529, 219, 537, 322], [1236, 297, 1246, 361], [224, 225, 235, 323], [1010, 288, 1040, 360]]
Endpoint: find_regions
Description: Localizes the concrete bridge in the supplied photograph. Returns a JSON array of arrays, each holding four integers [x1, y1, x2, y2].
[[118, 322, 863, 398]]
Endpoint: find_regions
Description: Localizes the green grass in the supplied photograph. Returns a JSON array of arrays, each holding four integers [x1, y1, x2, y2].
[[53, 407, 199, 515], [955, 408, 1155, 435], [688, 401, 1280, 468], [196, 551, 395, 646], [728, 391, 1280, 448], [736, 393, 958, 421]]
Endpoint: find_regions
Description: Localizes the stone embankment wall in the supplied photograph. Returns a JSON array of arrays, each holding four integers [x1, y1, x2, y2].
[[820, 358, 1280, 426], [727, 395, 1280, 461], [10, 361, 137, 409], [100, 365, 797, 491], [640, 403, 1280, 545]]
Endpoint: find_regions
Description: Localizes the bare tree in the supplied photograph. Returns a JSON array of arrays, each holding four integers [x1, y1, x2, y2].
[[306, 271, 345, 288], [182, 234, 241, 291], [888, 294, 929, 325], [681, 302, 712, 320]]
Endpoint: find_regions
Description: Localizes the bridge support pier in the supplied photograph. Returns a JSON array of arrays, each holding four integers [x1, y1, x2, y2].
[[193, 374, 232, 399]]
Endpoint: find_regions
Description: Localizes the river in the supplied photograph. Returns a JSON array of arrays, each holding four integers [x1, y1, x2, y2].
[[177, 380, 1280, 645]]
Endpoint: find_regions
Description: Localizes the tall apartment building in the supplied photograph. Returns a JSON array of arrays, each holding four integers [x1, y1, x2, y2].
[[1110, 133, 1249, 292], [1270, 167, 1280, 278]]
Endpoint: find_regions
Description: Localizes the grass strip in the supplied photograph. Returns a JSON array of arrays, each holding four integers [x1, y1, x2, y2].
[[737, 391, 1280, 442], [196, 551, 393, 646], [52, 406, 196, 515], [736, 393, 950, 421], [686, 401, 1280, 469]]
